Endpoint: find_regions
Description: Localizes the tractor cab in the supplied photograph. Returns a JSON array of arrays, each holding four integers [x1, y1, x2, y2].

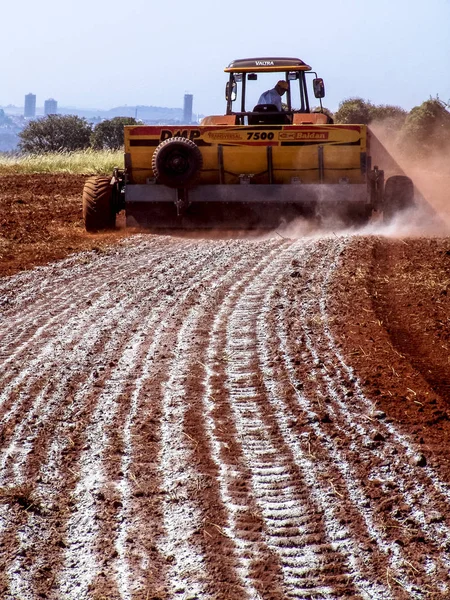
[[223, 57, 329, 125]]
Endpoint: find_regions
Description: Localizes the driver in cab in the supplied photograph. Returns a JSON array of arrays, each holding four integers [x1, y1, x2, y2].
[[257, 80, 288, 111]]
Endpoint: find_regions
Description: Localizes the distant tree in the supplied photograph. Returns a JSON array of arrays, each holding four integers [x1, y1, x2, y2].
[[399, 97, 450, 155], [334, 98, 408, 140], [370, 104, 407, 130], [370, 104, 407, 122], [19, 115, 92, 153], [91, 117, 139, 150], [333, 97, 374, 124]]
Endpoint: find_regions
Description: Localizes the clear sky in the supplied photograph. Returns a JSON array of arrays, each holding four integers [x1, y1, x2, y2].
[[2, 0, 450, 116]]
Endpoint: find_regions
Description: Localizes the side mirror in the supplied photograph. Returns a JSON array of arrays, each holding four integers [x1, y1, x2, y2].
[[226, 81, 237, 102], [313, 78, 325, 99]]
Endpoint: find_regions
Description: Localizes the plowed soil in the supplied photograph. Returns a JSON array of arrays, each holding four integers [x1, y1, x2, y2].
[[1, 174, 450, 599], [0, 174, 128, 278]]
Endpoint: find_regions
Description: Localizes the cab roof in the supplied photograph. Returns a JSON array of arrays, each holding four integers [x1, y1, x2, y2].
[[225, 57, 311, 73]]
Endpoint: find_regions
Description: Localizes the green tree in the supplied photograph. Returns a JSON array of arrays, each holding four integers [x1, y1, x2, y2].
[[333, 97, 374, 124], [91, 117, 138, 150], [370, 104, 407, 131], [334, 98, 408, 140], [370, 104, 407, 123], [399, 97, 450, 155], [19, 115, 92, 153]]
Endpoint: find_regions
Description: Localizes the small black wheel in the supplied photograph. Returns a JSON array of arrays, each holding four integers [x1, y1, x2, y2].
[[383, 175, 414, 222], [152, 137, 203, 188], [82, 176, 115, 232]]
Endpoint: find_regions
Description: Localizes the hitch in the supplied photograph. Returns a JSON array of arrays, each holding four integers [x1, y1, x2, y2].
[[369, 166, 384, 210], [175, 188, 190, 217]]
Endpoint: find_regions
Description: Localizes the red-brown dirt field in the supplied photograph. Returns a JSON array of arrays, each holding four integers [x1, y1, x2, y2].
[[0, 174, 129, 278], [0, 173, 450, 599]]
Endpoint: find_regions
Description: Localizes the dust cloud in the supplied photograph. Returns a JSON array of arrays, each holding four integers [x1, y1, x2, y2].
[[276, 203, 449, 242], [370, 122, 450, 236], [275, 123, 450, 240]]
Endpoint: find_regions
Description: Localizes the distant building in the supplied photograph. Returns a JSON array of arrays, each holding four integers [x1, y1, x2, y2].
[[24, 93, 36, 118], [183, 94, 193, 123], [44, 98, 58, 116]]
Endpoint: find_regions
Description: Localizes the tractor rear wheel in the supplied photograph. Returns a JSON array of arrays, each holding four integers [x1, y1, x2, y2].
[[83, 176, 116, 232], [152, 137, 203, 188], [383, 175, 414, 222]]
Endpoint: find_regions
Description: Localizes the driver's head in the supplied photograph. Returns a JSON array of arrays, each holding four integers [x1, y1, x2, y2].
[[275, 80, 288, 96]]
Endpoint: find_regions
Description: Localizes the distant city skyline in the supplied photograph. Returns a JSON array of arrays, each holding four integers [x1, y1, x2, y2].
[[0, 94, 196, 123], [0, 101, 188, 126], [1, 95, 190, 114]]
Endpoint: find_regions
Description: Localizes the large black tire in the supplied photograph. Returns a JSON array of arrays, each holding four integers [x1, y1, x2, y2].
[[82, 176, 115, 232], [383, 175, 414, 222], [152, 137, 203, 188]]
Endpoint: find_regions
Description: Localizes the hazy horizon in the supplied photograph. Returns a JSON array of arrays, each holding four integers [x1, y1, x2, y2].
[[1, 102, 186, 111], [3, 0, 449, 116]]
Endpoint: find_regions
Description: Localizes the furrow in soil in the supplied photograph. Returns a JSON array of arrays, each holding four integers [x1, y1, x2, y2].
[[275, 236, 450, 598]]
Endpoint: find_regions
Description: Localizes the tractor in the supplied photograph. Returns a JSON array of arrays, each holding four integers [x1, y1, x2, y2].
[[83, 57, 414, 230]]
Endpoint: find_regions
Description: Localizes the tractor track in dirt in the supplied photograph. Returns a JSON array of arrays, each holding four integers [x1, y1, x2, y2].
[[1, 229, 450, 599]]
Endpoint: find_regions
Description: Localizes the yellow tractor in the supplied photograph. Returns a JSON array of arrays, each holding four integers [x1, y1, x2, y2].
[[83, 57, 414, 230]]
